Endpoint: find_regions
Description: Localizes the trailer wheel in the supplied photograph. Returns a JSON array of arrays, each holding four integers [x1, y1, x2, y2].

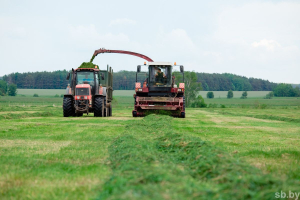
[[109, 106, 112, 116], [183, 96, 186, 111], [103, 98, 107, 117], [94, 97, 102, 117], [63, 96, 75, 117]]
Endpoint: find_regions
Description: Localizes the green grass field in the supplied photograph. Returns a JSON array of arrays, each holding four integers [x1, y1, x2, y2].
[[0, 92, 300, 199]]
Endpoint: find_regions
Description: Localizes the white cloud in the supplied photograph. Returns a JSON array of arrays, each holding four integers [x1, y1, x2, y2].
[[252, 39, 281, 51], [109, 18, 136, 26]]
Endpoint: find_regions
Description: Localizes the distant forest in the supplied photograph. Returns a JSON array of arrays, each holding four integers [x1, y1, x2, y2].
[[3, 70, 277, 91]]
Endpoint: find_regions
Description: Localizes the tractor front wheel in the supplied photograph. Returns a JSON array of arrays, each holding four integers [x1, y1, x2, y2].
[[63, 96, 75, 117]]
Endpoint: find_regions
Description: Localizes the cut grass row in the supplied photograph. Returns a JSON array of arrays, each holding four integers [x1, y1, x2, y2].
[[99, 115, 296, 200]]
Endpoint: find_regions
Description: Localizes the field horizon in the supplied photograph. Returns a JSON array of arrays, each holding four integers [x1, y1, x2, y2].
[[16, 89, 272, 98]]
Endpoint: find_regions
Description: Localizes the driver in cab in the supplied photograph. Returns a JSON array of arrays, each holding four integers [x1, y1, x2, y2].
[[155, 68, 166, 84]]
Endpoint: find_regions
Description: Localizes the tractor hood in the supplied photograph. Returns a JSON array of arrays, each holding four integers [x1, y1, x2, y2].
[[76, 84, 91, 89], [75, 84, 91, 96]]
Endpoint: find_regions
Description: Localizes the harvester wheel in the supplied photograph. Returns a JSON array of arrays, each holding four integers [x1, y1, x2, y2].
[[94, 97, 102, 117], [132, 111, 137, 117], [63, 96, 75, 117], [180, 96, 186, 118], [180, 112, 185, 118]]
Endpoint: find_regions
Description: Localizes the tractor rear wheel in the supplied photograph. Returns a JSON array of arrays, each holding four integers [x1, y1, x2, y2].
[[94, 97, 102, 117], [63, 96, 75, 117], [94, 97, 107, 117]]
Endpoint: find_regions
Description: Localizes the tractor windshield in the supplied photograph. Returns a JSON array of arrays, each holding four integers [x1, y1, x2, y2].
[[149, 65, 172, 87], [76, 72, 95, 86]]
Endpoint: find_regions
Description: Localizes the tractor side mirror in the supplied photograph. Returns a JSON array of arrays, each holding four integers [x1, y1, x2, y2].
[[137, 65, 141, 73], [101, 73, 105, 80], [66, 73, 70, 80], [180, 65, 184, 73]]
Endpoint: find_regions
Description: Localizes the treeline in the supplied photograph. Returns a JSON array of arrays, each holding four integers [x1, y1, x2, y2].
[[196, 73, 276, 91], [3, 70, 69, 89], [3, 70, 277, 91]]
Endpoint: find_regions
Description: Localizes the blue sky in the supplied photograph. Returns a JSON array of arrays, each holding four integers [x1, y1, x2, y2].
[[0, 0, 299, 83]]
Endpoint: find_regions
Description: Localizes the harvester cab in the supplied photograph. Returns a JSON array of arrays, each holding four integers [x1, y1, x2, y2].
[[133, 62, 186, 118]]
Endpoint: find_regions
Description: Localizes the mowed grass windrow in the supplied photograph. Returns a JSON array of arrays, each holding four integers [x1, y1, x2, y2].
[[0, 93, 299, 199]]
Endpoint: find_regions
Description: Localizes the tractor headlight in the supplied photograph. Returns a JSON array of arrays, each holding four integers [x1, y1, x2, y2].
[[77, 96, 80, 99], [138, 88, 143, 92], [178, 89, 182, 92], [84, 96, 88, 99]]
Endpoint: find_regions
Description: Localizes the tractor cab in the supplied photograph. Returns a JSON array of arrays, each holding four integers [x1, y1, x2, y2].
[[76, 71, 98, 95]]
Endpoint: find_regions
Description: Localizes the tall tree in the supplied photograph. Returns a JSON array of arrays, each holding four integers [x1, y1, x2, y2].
[[227, 90, 233, 99], [240, 91, 247, 99], [206, 92, 214, 99], [273, 83, 296, 97], [0, 80, 7, 96], [8, 84, 17, 96], [184, 71, 202, 107]]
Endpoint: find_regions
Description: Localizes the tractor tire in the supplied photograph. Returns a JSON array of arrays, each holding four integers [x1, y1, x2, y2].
[[63, 96, 75, 117], [109, 106, 112, 117], [94, 97, 102, 117]]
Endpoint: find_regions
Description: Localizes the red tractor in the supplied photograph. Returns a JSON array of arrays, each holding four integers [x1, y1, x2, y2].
[[63, 63, 113, 117], [133, 62, 185, 118]]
